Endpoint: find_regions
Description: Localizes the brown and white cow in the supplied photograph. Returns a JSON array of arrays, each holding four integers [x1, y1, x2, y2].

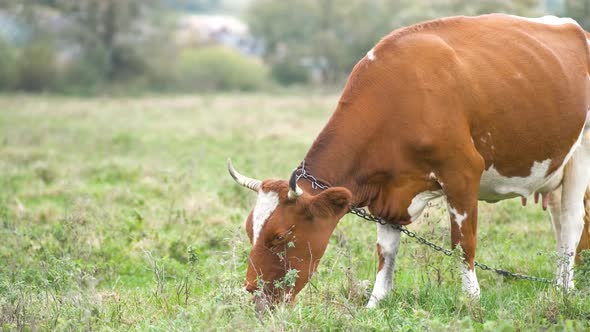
[[228, 14, 590, 309]]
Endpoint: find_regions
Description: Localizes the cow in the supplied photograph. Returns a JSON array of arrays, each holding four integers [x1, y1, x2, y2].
[[228, 14, 590, 309]]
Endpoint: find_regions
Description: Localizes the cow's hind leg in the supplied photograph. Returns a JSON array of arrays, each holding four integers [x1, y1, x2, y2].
[[548, 186, 564, 278], [367, 224, 401, 308], [555, 127, 590, 290]]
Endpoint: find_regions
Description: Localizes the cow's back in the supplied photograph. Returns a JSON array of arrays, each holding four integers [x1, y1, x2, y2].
[[363, 14, 590, 200], [447, 15, 588, 176]]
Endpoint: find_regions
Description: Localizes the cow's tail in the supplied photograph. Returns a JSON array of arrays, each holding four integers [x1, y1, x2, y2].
[[576, 186, 590, 264]]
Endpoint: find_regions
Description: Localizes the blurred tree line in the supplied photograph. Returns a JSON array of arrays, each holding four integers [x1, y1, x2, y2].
[[0, 0, 588, 93], [0, 0, 167, 92], [564, 0, 590, 28], [0, 0, 268, 93], [247, 0, 549, 85]]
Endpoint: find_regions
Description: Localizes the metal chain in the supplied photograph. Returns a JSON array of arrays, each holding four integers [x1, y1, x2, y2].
[[294, 166, 554, 285], [295, 161, 330, 191], [351, 206, 554, 284]]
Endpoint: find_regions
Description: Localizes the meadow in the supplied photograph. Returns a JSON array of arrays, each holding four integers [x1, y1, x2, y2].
[[0, 94, 589, 331]]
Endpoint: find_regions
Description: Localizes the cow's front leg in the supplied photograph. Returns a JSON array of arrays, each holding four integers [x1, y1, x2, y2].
[[440, 164, 483, 299], [367, 224, 401, 308], [448, 195, 481, 298], [448, 191, 481, 298]]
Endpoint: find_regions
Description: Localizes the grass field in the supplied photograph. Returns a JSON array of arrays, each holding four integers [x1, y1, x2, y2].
[[0, 94, 589, 331]]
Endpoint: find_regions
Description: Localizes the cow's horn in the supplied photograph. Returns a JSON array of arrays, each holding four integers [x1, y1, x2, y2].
[[288, 170, 303, 199], [227, 159, 261, 192]]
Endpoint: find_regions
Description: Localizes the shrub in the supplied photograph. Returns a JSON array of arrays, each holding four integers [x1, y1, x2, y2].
[[0, 38, 18, 90], [170, 46, 270, 92], [110, 44, 148, 81], [270, 57, 309, 85], [16, 41, 57, 91], [57, 46, 110, 94]]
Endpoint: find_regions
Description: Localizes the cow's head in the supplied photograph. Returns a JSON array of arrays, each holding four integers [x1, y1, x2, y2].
[[228, 159, 351, 309]]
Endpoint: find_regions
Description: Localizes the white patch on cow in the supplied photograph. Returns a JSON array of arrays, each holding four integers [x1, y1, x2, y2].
[[460, 265, 481, 298], [367, 224, 401, 308], [367, 49, 376, 61], [376, 223, 401, 259], [252, 190, 279, 245], [516, 15, 580, 27], [407, 190, 443, 221], [479, 159, 552, 200], [449, 205, 467, 227], [479, 117, 586, 202]]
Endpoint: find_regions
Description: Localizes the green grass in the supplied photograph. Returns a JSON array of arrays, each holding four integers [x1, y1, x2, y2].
[[0, 94, 589, 331]]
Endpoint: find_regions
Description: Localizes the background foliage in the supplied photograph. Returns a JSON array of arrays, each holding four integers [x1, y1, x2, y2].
[[0, 0, 588, 92], [247, 0, 542, 84]]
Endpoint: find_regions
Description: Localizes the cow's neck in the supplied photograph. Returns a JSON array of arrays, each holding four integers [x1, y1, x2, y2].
[[301, 104, 382, 207]]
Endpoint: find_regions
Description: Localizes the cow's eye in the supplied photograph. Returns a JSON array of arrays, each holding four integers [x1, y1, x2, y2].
[[270, 229, 292, 247], [269, 226, 295, 248]]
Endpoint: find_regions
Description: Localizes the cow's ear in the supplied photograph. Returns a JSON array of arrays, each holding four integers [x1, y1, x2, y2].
[[308, 187, 352, 218]]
